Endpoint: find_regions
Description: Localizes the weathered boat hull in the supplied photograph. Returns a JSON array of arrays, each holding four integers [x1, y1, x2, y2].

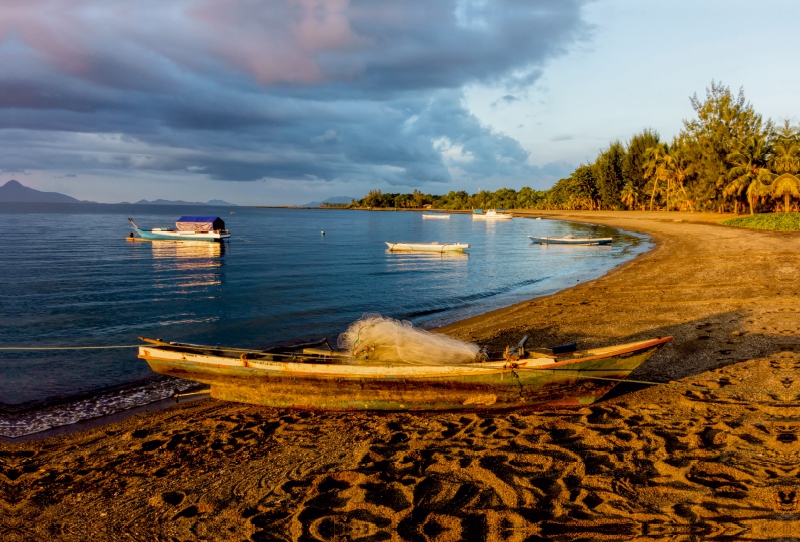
[[140, 338, 670, 410]]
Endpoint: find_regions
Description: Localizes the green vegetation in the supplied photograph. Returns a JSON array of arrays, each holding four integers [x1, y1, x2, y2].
[[720, 213, 800, 231], [348, 82, 800, 216]]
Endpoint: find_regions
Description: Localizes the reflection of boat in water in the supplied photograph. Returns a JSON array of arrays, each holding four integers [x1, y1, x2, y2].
[[528, 235, 612, 246], [149, 240, 224, 259], [127, 216, 230, 242], [138, 336, 673, 410], [472, 209, 512, 220], [422, 213, 450, 219], [385, 242, 469, 253]]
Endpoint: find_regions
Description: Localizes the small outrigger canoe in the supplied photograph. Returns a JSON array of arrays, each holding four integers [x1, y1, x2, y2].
[[128, 217, 230, 242], [422, 214, 451, 219], [529, 235, 612, 246], [386, 242, 469, 253], [138, 336, 672, 410]]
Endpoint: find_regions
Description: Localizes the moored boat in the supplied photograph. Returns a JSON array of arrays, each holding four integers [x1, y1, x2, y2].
[[422, 213, 451, 219], [472, 209, 512, 220], [138, 336, 672, 410], [128, 216, 230, 242], [386, 242, 469, 252], [529, 235, 612, 246]]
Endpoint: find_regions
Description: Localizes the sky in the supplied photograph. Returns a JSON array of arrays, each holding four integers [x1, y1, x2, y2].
[[2, 0, 800, 205]]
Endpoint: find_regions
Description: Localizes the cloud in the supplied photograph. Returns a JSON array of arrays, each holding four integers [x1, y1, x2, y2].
[[0, 0, 589, 193], [550, 134, 573, 141]]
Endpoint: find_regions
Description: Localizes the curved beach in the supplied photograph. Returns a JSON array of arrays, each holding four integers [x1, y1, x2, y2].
[[2, 211, 800, 540]]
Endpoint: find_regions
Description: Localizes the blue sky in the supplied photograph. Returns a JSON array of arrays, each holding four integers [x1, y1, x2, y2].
[[2, 0, 799, 205]]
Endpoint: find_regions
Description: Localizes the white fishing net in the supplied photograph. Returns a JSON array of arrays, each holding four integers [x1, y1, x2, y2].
[[337, 314, 482, 365]]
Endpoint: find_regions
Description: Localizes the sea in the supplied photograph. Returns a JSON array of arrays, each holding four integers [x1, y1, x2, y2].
[[0, 204, 651, 437]]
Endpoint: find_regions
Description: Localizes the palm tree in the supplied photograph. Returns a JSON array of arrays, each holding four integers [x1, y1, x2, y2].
[[726, 135, 773, 215], [771, 120, 800, 173], [644, 143, 673, 211], [620, 182, 640, 210], [769, 121, 800, 212], [772, 173, 800, 212]]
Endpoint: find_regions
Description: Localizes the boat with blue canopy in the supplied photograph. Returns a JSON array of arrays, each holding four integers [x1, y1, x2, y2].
[[127, 216, 230, 242]]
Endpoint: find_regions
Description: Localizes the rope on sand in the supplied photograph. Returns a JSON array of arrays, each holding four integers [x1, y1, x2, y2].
[[0, 345, 141, 351], [0, 347, 776, 398], [550, 372, 773, 398]]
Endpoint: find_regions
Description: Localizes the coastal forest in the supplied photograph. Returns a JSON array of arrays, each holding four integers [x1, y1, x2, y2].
[[343, 83, 800, 215]]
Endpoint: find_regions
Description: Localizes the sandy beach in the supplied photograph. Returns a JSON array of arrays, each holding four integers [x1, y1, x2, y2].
[[2, 211, 799, 541]]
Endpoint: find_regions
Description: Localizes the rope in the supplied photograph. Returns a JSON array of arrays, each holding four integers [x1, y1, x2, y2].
[[0, 345, 141, 351], [0, 346, 777, 398], [538, 371, 772, 398]]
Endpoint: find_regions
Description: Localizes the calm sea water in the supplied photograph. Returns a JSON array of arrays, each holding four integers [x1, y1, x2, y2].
[[0, 204, 649, 435]]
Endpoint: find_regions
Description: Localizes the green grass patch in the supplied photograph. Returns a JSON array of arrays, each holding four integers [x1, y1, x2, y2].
[[721, 212, 800, 231]]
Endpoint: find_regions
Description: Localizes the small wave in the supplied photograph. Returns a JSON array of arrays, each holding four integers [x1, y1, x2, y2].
[[402, 276, 549, 319], [0, 377, 198, 439]]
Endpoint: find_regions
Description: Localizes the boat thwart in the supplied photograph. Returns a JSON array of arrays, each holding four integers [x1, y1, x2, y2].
[[138, 336, 672, 410]]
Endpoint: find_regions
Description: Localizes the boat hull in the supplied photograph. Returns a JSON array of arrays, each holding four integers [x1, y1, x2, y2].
[[132, 228, 230, 242], [529, 237, 612, 246], [386, 242, 469, 253], [422, 214, 450, 219], [472, 214, 512, 220], [140, 338, 670, 410]]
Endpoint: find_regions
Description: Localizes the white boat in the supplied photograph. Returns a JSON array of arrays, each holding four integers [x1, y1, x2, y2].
[[128, 217, 231, 242], [386, 242, 469, 253], [422, 213, 451, 219], [472, 209, 512, 220], [529, 235, 612, 246]]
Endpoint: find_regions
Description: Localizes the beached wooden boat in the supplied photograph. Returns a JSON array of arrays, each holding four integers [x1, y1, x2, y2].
[[385, 242, 469, 253], [422, 214, 451, 219], [472, 209, 512, 220], [138, 336, 672, 410], [128, 217, 231, 242], [529, 235, 612, 246]]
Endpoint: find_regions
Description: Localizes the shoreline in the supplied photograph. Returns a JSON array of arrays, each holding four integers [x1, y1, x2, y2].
[[3, 211, 800, 539]]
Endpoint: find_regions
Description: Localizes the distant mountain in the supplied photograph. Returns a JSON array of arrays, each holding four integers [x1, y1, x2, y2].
[[0, 180, 239, 206], [298, 196, 356, 207], [133, 198, 237, 206], [0, 180, 87, 203]]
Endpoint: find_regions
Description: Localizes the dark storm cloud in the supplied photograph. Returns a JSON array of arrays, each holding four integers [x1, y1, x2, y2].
[[0, 0, 588, 189]]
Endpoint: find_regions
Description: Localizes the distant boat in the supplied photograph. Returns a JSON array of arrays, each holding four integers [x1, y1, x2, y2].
[[138, 336, 673, 410], [472, 209, 512, 220], [128, 216, 231, 242], [386, 242, 469, 253], [529, 235, 612, 246], [422, 213, 450, 219]]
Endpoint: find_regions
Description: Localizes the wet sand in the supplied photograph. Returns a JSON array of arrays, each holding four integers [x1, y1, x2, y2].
[[2, 211, 800, 540]]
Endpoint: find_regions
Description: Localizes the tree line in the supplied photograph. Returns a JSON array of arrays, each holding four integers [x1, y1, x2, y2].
[[341, 82, 800, 214]]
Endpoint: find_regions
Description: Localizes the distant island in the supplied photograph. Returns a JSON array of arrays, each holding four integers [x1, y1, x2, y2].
[[0, 180, 236, 206], [123, 198, 237, 206], [0, 180, 89, 203], [298, 196, 357, 207]]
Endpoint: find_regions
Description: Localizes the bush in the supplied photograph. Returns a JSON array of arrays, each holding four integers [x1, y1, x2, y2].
[[720, 212, 800, 231]]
